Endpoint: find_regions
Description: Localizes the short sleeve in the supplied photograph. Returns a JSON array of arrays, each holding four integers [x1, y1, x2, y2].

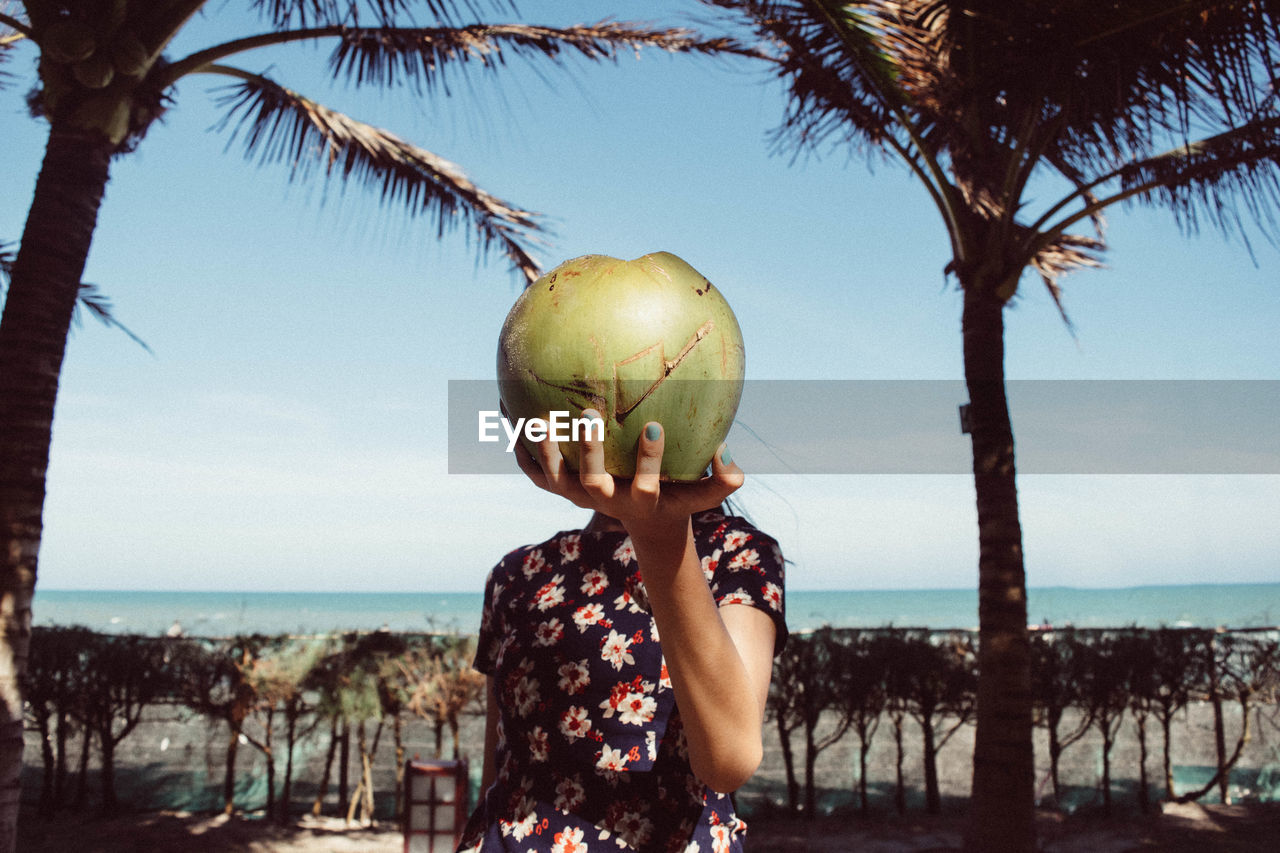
[[473, 562, 505, 676], [701, 515, 788, 654]]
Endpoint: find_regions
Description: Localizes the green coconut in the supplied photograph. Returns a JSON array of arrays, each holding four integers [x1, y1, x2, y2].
[[497, 251, 745, 482]]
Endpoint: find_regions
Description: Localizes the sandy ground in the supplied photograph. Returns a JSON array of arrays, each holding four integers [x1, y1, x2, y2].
[[16, 801, 1280, 851]]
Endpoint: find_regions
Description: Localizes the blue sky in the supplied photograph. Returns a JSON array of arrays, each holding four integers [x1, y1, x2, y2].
[[3, 1, 1278, 593]]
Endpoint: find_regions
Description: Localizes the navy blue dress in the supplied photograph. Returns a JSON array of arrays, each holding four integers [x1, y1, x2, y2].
[[457, 510, 787, 853]]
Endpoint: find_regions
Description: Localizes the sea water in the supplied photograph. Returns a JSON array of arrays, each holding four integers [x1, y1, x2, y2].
[[31, 583, 1280, 638]]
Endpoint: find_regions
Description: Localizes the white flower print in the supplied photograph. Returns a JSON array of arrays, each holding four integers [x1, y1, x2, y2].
[[612, 539, 635, 565], [554, 775, 585, 811], [719, 591, 750, 607], [551, 826, 588, 853], [658, 659, 671, 691], [559, 705, 592, 743], [513, 675, 540, 717], [645, 731, 657, 761], [599, 629, 635, 671], [596, 744, 628, 772], [598, 678, 656, 726], [727, 548, 760, 571], [533, 574, 566, 612], [580, 568, 608, 596], [557, 659, 590, 696], [723, 529, 751, 551], [762, 581, 783, 611], [559, 533, 581, 563], [573, 602, 608, 632], [610, 809, 653, 848], [521, 549, 547, 579], [710, 822, 732, 853], [700, 552, 720, 582], [502, 807, 538, 841], [527, 726, 549, 762], [535, 617, 564, 647]]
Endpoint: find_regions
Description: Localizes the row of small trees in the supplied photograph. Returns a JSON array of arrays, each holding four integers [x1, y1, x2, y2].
[[767, 627, 1280, 818], [25, 624, 1280, 824], [23, 627, 485, 823]]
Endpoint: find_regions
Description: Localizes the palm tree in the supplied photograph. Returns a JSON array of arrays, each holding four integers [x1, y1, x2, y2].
[[705, 2, 1280, 850], [0, 3, 745, 847]]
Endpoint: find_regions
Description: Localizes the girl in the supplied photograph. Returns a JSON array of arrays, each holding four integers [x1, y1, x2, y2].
[[457, 412, 786, 852]]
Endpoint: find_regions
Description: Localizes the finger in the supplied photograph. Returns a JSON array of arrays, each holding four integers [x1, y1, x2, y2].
[[630, 421, 664, 510], [577, 408, 614, 499], [681, 444, 744, 511], [535, 428, 573, 491], [514, 440, 549, 491], [709, 443, 745, 493]]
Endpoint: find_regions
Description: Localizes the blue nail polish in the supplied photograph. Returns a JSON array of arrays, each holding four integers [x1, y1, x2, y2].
[[645, 423, 661, 441], [720, 446, 732, 466]]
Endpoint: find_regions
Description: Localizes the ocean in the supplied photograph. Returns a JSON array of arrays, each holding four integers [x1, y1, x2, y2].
[[30, 583, 1280, 638]]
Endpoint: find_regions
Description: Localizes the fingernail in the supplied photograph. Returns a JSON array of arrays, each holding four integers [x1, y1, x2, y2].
[[720, 446, 732, 466], [645, 422, 661, 441]]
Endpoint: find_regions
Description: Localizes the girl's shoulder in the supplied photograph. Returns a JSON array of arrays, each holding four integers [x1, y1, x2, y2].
[[692, 509, 782, 556], [487, 527, 598, 584]]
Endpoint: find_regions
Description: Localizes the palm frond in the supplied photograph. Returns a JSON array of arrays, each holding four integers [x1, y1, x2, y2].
[[0, 239, 14, 284], [209, 67, 545, 282], [0, 7, 27, 91], [250, 1, 514, 28], [2, 242, 152, 351], [327, 20, 757, 94], [705, 0, 911, 153], [73, 284, 153, 354], [1116, 116, 1280, 244]]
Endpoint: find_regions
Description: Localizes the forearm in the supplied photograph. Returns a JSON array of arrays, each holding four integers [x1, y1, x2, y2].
[[629, 518, 773, 793]]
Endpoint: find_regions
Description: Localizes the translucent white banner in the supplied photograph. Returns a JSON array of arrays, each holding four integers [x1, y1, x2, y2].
[[447, 380, 1280, 475]]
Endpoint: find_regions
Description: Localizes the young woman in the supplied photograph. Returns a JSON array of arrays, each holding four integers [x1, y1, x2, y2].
[[456, 413, 787, 853]]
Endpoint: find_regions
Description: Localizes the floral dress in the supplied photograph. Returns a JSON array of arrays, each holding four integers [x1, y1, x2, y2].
[[457, 510, 787, 853]]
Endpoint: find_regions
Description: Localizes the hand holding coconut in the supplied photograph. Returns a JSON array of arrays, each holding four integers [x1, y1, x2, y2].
[[514, 411, 744, 531]]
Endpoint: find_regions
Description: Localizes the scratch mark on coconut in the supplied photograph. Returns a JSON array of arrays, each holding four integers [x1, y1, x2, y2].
[[525, 372, 607, 415], [613, 320, 714, 423]]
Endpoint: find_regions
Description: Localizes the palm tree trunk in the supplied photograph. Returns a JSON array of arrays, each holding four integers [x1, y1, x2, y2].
[[776, 716, 798, 813], [0, 124, 113, 853], [312, 714, 340, 816], [857, 729, 871, 816], [224, 724, 240, 815], [1135, 713, 1151, 813], [921, 715, 940, 814], [891, 709, 906, 816], [960, 287, 1036, 853]]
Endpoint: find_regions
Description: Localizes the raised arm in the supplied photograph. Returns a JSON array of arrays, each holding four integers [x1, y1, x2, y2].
[[515, 414, 777, 792]]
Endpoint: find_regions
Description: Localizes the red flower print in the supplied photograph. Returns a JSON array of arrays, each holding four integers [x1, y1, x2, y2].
[[535, 617, 564, 647], [533, 574, 566, 611], [559, 706, 592, 743], [600, 629, 635, 670], [598, 677, 656, 725], [557, 659, 590, 696], [573, 602, 606, 632], [580, 569, 608, 595], [521, 549, 547, 579], [762, 581, 783, 611], [551, 825, 587, 853], [559, 534, 581, 564]]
